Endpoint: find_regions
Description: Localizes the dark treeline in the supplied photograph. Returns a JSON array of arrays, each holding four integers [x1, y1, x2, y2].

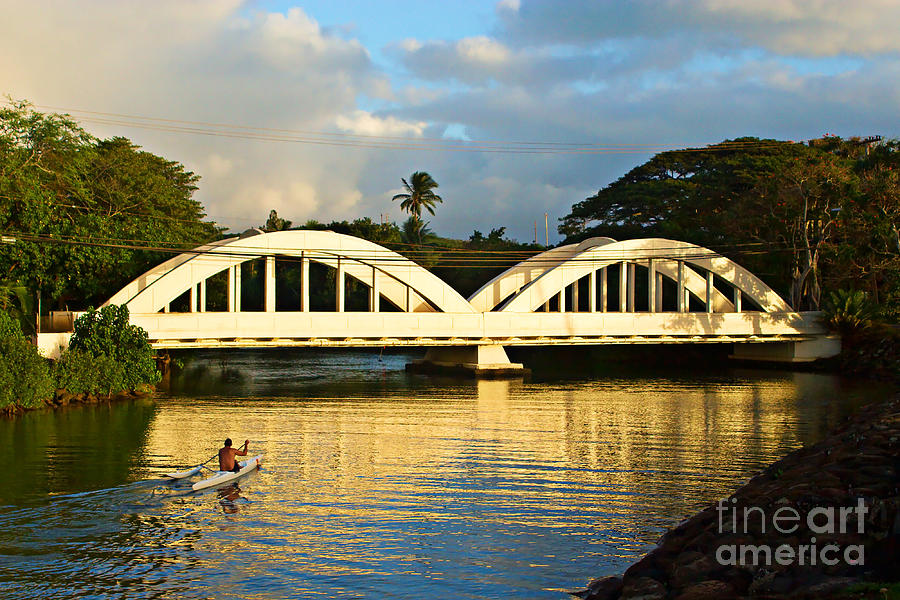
[[0, 101, 221, 323], [560, 136, 900, 316]]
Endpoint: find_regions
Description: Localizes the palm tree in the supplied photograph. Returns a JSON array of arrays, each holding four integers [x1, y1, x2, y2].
[[401, 216, 433, 245], [392, 171, 442, 243]]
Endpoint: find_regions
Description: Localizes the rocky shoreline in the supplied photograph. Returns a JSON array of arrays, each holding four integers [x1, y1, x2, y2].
[[574, 396, 900, 600]]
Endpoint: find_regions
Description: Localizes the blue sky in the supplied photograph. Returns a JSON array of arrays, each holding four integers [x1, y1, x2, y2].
[[2, 0, 898, 243]]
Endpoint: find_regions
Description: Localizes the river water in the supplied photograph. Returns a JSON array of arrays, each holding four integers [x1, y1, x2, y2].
[[0, 349, 890, 599]]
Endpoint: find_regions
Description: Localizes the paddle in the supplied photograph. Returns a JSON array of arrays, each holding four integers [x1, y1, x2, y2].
[[165, 440, 251, 479], [164, 453, 218, 480]]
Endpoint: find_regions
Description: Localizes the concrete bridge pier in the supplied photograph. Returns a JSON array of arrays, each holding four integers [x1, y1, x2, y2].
[[406, 345, 529, 378], [731, 336, 842, 363]]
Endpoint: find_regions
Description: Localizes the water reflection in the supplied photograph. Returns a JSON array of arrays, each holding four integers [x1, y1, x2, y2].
[[0, 349, 891, 599], [217, 484, 244, 514]]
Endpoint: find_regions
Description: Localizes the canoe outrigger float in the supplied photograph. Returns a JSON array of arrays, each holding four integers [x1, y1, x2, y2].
[[165, 455, 265, 491]]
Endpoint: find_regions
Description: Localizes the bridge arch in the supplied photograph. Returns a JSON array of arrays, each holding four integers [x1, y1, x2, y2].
[[498, 238, 791, 313], [104, 229, 476, 314], [467, 237, 616, 312]]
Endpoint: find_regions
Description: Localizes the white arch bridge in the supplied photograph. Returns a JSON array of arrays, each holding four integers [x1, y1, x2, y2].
[[39, 229, 838, 374]]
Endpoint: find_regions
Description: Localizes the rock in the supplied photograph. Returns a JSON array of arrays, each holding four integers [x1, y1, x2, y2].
[[669, 552, 720, 590], [673, 580, 736, 600], [791, 576, 858, 599], [570, 575, 622, 600], [619, 577, 665, 600], [748, 570, 795, 596], [576, 396, 900, 600]]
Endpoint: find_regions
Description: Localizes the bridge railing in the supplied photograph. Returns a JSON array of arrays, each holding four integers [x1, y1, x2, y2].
[[125, 310, 825, 348]]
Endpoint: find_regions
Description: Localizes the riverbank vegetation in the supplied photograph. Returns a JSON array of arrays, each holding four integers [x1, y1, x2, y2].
[[559, 136, 900, 317], [0, 306, 160, 415], [0, 100, 220, 313]]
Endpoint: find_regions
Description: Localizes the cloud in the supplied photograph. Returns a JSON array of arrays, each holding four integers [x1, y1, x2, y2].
[[0, 1, 395, 230], [2, 0, 898, 247], [496, 0, 900, 57], [335, 111, 426, 137], [391, 35, 606, 87]]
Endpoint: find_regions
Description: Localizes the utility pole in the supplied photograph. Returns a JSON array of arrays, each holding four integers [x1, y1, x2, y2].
[[544, 213, 549, 247], [534, 220, 537, 245]]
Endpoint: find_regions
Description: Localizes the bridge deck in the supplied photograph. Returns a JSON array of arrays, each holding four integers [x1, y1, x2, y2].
[[126, 310, 823, 349]]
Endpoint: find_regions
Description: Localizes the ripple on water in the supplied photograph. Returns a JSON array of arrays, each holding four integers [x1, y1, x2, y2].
[[0, 350, 889, 599]]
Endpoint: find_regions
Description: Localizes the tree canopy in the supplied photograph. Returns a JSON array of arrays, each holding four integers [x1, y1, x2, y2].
[[392, 171, 442, 243], [0, 101, 221, 309], [560, 137, 900, 313]]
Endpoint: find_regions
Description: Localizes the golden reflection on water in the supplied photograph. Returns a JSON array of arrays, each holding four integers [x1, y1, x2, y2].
[[0, 348, 887, 600], [127, 368, 879, 597]]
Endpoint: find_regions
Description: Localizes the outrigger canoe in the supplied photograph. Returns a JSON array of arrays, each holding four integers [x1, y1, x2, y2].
[[192, 455, 264, 492]]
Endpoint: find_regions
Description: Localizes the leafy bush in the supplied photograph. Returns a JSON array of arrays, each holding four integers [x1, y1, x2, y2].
[[68, 305, 161, 390], [0, 312, 53, 410], [53, 349, 126, 396], [821, 289, 880, 337]]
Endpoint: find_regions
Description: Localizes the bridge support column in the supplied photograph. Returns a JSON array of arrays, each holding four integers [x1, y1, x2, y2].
[[406, 346, 528, 378], [588, 270, 596, 312], [336, 258, 345, 312], [300, 254, 309, 312], [572, 279, 579, 312], [655, 271, 664, 312], [228, 264, 241, 312], [731, 337, 841, 363], [600, 266, 607, 312], [370, 265, 380, 311], [627, 263, 636, 311], [265, 256, 276, 312]]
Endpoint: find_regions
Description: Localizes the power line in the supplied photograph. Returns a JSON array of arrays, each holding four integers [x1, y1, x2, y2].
[[19, 102, 805, 156], [16, 200, 785, 258], [1, 229, 795, 268]]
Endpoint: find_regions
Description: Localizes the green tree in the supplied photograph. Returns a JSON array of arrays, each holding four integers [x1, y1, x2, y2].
[[0, 278, 33, 334], [400, 216, 433, 245], [392, 171, 442, 243], [0, 311, 53, 411], [68, 304, 160, 391], [263, 209, 292, 232], [560, 138, 871, 310], [0, 100, 221, 310]]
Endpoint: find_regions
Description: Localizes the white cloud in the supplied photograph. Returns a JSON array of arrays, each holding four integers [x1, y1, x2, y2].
[[334, 111, 426, 137], [1, 0, 897, 247], [206, 154, 235, 178], [0, 1, 386, 231], [456, 36, 511, 65]]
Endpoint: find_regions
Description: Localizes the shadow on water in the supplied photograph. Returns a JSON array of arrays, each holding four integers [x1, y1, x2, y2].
[[164, 347, 445, 398], [510, 344, 737, 382], [0, 399, 160, 507]]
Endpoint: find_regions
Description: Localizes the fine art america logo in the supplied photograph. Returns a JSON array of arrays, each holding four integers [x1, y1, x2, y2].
[[715, 498, 867, 567]]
